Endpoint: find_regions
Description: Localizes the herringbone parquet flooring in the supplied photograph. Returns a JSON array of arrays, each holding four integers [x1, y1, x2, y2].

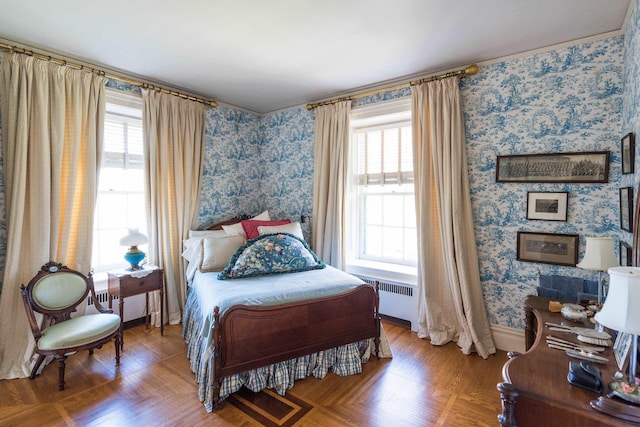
[[0, 321, 507, 426]]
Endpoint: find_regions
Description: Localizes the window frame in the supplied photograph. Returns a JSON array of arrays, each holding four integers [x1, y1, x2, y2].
[[92, 89, 147, 274], [345, 98, 417, 279]]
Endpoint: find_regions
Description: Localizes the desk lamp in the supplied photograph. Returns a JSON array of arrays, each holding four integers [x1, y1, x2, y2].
[[577, 237, 619, 305], [120, 228, 148, 270], [595, 266, 640, 385]]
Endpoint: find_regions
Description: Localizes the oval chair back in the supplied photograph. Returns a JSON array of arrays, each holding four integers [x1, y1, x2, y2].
[[28, 266, 89, 323]]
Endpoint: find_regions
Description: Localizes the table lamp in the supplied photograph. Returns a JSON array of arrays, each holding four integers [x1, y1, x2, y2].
[[120, 228, 148, 270], [595, 266, 640, 385], [576, 237, 619, 305]]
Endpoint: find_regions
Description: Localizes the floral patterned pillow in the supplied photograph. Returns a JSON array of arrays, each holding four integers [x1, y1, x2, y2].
[[217, 233, 325, 280]]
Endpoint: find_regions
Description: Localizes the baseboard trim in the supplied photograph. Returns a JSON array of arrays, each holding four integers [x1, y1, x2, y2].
[[491, 324, 526, 353]]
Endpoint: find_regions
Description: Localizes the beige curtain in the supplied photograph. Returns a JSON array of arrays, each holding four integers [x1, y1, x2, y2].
[[411, 77, 495, 359], [312, 101, 351, 268], [0, 52, 105, 378], [142, 90, 205, 325]]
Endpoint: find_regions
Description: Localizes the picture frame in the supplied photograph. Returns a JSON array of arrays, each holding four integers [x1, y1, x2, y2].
[[516, 231, 579, 266], [620, 187, 634, 232], [622, 132, 635, 175], [613, 332, 633, 372], [496, 151, 610, 183], [526, 192, 568, 221], [620, 241, 633, 267]]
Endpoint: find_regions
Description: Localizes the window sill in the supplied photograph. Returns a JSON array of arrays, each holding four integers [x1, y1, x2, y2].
[[345, 260, 417, 285]]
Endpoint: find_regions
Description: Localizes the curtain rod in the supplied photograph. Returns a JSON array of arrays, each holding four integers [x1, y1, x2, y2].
[[0, 41, 218, 108], [306, 64, 478, 110]]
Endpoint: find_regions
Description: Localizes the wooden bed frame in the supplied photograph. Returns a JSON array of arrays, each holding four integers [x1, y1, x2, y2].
[[205, 216, 381, 409]]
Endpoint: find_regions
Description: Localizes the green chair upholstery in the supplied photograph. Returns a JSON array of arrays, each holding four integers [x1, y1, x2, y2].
[[21, 261, 121, 390]]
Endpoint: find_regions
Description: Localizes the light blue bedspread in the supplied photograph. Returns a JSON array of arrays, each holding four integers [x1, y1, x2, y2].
[[193, 264, 365, 322]]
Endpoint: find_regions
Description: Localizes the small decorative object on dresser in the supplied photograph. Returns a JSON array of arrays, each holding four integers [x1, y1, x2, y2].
[[621, 132, 635, 175], [526, 191, 568, 221], [108, 265, 164, 350]]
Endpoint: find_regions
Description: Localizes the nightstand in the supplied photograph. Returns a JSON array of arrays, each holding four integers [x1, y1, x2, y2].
[[108, 265, 164, 350]]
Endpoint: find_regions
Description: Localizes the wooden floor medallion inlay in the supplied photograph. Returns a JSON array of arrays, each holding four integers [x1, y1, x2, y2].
[[226, 387, 313, 427]]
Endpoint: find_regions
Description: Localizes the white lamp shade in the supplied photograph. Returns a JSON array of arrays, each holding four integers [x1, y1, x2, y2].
[[595, 266, 640, 335], [576, 237, 619, 271], [119, 228, 148, 246]]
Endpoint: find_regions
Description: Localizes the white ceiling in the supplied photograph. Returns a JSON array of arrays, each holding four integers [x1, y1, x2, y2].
[[0, 0, 632, 113]]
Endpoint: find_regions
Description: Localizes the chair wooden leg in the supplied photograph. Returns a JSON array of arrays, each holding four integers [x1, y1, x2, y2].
[[115, 333, 121, 364], [30, 354, 46, 380], [56, 355, 67, 391]]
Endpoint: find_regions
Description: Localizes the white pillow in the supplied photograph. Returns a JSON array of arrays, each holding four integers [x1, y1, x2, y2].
[[189, 229, 227, 238], [199, 235, 245, 272], [222, 210, 271, 236], [183, 230, 227, 263], [182, 230, 227, 281], [257, 221, 304, 240]]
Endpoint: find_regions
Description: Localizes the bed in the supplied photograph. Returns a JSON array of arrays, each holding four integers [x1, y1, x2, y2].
[[181, 215, 384, 411]]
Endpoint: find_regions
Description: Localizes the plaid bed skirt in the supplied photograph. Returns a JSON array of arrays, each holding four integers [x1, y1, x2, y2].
[[182, 286, 375, 412]]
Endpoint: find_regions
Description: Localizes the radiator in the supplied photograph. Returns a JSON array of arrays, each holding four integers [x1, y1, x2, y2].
[[355, 275, 418, 332], [85, 290, 148, 322]]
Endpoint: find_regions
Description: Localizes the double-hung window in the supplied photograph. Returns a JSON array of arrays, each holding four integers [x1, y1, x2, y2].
[[346, 98, 417, 279], [92, 90, 147, 274]]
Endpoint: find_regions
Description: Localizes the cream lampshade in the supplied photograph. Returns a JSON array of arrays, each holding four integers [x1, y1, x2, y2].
[[119, 228, 148, 270], [595, 266, 640, 384], [576, 237, 619, 304]]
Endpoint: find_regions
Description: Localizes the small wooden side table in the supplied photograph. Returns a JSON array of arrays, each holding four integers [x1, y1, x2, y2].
[[108, 265, 164, 350]]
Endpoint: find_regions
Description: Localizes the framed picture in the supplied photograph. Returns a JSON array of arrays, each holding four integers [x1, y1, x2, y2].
[[614, 332, 633, 372], [526, 192, 568, 221], [516, 231, 579, 266], [622, 132, 635, 175], [620, 187, 634, 232], [620, 241, 633, 267], [496, 151, 610, 183]]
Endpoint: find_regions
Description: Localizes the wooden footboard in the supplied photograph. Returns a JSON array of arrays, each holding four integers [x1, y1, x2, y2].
[[211, 283, 380, 409]]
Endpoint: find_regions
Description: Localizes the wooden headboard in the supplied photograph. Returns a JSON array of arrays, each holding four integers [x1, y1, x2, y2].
[[206, 215, 251, 231]]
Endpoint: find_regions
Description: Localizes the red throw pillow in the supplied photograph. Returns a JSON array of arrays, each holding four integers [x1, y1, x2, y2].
[[241, 219, 291, 239]]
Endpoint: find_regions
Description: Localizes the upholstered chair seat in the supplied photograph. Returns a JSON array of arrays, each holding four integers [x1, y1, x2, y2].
[[37, 314, 121, 351], [21, 262, 121, 390]]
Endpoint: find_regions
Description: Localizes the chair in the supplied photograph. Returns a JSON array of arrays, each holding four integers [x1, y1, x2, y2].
[[20, 261, 121, 390]]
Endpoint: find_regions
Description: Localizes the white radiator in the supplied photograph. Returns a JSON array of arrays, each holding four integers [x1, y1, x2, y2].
[[355, 275, 418, 332], [85, 290, 148, 322]]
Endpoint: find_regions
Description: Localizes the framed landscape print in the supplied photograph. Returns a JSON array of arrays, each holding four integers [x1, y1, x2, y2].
[[526, 192, 568, 221], [496, 151, 610, 183], [622, 132, 635, 175], [620, 187, 633, 232], [516, 231, 579, 266]]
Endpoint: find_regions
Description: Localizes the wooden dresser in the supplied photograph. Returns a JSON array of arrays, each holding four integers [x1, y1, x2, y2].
[[498, 295, 638, 426]]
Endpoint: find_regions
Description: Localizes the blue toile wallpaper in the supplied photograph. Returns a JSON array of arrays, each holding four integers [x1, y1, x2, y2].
[[0, 0, 639, 333], [463, 38, 624, 328]]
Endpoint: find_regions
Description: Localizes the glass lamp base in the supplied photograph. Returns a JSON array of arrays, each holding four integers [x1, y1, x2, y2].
[[124, 246, 145, 270]]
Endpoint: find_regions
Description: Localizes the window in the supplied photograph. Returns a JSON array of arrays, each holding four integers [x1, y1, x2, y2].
[[92, 90, 147, 273], [346, 98, 417, 272]]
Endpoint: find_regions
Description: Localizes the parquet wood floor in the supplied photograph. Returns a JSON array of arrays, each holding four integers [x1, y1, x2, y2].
[[0, 321, 507, 426]]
